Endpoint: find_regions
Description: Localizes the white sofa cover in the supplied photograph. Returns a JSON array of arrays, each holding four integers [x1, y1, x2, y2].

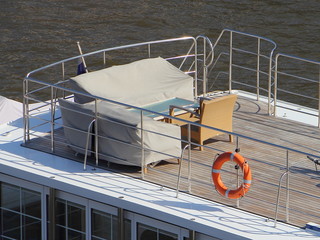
[[69, 57, 194, 106], [60, 57, 194, 167], [59, 99, 181, 166]]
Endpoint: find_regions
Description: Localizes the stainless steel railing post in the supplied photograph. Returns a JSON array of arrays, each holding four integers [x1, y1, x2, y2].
[[94, 99, 99, 167], [84, 119, 96, 171], [285, 150, 290, 223], [176, 145, 190, 198], [50, 86, 55, 152], [318, 65, 320, 128], [187, 123, 192, 193], [256, 38, 261, 100], [274, 150, 290, 227], [274, 171, 288, 227], [236, 136, 240, 208], [229, 31, 233, 93], [141, 110, 145, 179]]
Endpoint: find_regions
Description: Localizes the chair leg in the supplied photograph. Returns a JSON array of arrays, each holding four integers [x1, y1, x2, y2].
[[229, 134, 233, 142], [199, 140, 204, 151]]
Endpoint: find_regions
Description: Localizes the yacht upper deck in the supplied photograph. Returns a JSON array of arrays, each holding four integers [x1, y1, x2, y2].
[[0, 101, 319, 239], [15, 30, 320, 238]]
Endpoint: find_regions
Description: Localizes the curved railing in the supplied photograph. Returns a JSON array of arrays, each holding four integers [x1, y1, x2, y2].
[[208, 29, 277, 115], [22, 33, 320, 228]]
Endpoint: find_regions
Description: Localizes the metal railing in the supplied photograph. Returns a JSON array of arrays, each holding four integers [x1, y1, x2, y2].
[[22, 80, 320, 228], [274, 53, 320, 127], [22, 33, 320, 228], [207, 29, 277, 114]]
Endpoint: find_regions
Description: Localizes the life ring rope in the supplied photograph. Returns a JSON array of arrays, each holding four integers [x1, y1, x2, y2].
[[211, 151, 252, 199]]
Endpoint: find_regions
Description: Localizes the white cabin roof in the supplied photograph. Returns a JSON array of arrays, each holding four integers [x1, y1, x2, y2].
[[0, 114, 319, 240]]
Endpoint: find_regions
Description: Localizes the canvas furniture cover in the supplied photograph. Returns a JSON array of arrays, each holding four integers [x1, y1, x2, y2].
[[69, 57, 194, 106], [59, 99, 181, 166], [0, 96, 23, 124]]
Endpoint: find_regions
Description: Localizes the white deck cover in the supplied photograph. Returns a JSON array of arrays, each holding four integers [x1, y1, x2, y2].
[[0, 96, 23, 124], [0, 111, 320, 240], [70, 57, 194, 106]]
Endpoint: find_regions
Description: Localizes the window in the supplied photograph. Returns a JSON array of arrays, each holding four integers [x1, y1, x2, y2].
[[137, 223, 178, 240], [0, 182, 42, 239], [55, 198, 86, 240], [91, 208, 131, 240], [91, 209, 118, 240]]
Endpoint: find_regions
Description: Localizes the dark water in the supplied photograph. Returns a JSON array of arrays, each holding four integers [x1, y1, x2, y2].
[[1, 0, 319, 101]]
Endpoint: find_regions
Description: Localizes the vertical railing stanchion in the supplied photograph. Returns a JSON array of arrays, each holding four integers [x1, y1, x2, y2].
[[318, 65, 320, 128], [236, 136, 240, 208], [61, 62, 65, 81], [268, 50, 274, 116], [140, 110, 145, 179], [23, 78, 30, 143], [286, 150, 290, 223], [176, 145, 189, 198], [50, 86, 55, 152], [61, 62, 67, 98], [229, 31, 233, 93], [187, 123, 192, 193], [84, 119, 96, 171], [94, 99, 99, 167], [274, 171, 288, 227], [274, 151, 290, 228], [236, 163, 240, 208], [194, 39, 198, 97], [274, 55, 279, 117], [203, 37, 207, 95], [256, 38, 261, 101], [148, 44, 151, 58]]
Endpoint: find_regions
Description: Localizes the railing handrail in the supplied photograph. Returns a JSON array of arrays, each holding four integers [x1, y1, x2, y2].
[[209, 29, 277, 114], [23, 77, 320, 225], [213, 28, 277, 50], [23, 77, 320, 162], [26, 36, 197, 78]]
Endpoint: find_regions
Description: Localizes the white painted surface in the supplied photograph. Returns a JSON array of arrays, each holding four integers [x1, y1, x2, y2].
[[0, 111, 319, 240]]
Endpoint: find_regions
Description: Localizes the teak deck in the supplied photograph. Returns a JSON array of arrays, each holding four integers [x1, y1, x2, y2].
[[25, 95, 320, 228]]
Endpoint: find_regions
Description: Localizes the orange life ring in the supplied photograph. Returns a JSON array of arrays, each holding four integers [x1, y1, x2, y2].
[[211, 152, 252, 199]]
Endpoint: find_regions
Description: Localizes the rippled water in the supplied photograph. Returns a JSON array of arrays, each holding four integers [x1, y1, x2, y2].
[[1, 0, 319, 101]]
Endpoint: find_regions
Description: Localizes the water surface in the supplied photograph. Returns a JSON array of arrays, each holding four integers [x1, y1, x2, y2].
[[1, 0, 319, 101]]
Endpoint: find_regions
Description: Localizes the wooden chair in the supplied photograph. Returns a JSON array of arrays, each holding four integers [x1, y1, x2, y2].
[[169, 94, 237, 150]]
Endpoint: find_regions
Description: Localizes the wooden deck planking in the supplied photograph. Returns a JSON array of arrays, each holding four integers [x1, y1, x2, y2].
[[24, 95, 320, 228]]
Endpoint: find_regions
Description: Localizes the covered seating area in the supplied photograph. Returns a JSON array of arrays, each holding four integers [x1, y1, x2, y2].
[[58, 57, 238, 169]]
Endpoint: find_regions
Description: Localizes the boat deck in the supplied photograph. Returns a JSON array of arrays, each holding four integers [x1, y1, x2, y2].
[[25, 95, 320, 228]]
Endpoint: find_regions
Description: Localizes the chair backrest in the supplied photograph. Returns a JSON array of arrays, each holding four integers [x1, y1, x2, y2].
[[200, 94, 238, 138]]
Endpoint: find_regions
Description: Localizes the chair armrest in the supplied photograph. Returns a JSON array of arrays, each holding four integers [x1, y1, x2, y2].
[[198, 96, 212, 105], [169, 105, 200, 118], [199, 96, 212, 101]]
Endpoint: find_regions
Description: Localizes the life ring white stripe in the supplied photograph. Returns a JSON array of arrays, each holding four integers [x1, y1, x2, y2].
[[212, 169, 221, 173], [225, 189, 230, 198], [230, 153, 235, 162]]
